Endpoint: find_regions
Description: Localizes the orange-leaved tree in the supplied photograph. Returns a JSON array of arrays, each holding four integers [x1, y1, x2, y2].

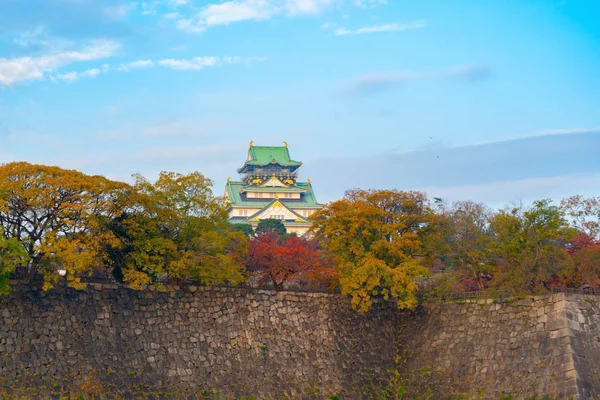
[[0, 162, 129, 291], [310, 189, 440, 312], [245, 232, 337, 290]]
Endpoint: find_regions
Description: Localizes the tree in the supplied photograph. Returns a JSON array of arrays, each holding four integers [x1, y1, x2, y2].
[[113, 171, 247, 289], [0, 162, 128, 290], [0, 232, 29, 295], [569, 244, 600, 288], [245, 232, 337, 290], [310, 189, 439, 312], [231, 223, 254, 237], [489, 199, 575, 293], [437, 201, 495, 290], [256, 219, 287, 236], [561, 195, 600, 242]]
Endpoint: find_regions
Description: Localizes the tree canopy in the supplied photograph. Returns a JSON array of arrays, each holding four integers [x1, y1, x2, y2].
[[256, 218, 287, 236], [311, 189, 439, 312], [0, 162, 128, 290], [245, 232, 337, 291]]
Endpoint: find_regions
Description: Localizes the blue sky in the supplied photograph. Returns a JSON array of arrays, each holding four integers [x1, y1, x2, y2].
[[1, 0, 599, 207]]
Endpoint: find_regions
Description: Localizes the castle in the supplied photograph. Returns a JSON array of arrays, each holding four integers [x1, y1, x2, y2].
[[224, 141, 322, 236]]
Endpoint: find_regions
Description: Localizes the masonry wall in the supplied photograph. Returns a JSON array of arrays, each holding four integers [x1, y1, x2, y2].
[[0, 283, 398, 399], [398, 293, 600, 399]]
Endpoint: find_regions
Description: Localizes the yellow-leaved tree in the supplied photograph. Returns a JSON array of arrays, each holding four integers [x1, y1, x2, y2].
[[310, 189, 440, 312], [0, 162, 129, 291], [109, 171, 247, 290]]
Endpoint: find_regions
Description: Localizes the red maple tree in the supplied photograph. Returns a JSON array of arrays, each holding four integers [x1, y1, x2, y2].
[[245, 233, 337, 290]]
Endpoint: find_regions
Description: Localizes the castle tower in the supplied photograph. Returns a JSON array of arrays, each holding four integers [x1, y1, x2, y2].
[[224, 141, 322, 236]]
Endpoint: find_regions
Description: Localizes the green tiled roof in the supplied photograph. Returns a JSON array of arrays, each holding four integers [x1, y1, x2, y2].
[[225, 181, 321, 208], [242, 186, 306, 192], [237, 146, 302, 172]]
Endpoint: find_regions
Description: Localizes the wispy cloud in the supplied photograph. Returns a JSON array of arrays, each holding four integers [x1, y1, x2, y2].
[[534, 127, 600, 136], [174, 0, 338, 33], [0, 39, 120, 86], [104, 3, 137, 20], [332, 20, 425, 35], [346, 64, 493, 96], [354, 0, 387, 8], [5, 54, 261, 87], [158, 56, 264, 70], [56, 68, 102, 82], [117, 59, 155, 71]]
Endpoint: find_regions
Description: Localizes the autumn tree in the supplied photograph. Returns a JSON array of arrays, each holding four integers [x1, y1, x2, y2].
[[437, 200, 495, 290], [231, 223, 254, 237], [0, 162, 129, 290], [561, 196, 600, 287], [245, 232, 337, 290], [256, 218, 287, 236], [111, 171, 247, 290], [561, 195, 600, 242], [489, 199, 575, 293], [310, 189, 439, 312], [0, 232, 29, 295]]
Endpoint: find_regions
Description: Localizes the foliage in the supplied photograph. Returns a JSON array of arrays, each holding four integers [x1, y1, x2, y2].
[[561, 195, 600, 241], [112, 171, 247, 289], [256, 218, 287, 236], [232, 223, 254, 237], [0, 232, 29, 295], [488, 200, 575, 293], [569, 243, 600, 287], [245, 232, 337, 290], [311, 189, 439, 312], [436, 201, 495, 290], [0, 162, 128, 290]]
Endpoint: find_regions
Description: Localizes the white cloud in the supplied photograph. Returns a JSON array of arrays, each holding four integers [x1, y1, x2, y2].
[[0, 39, 120, 86], [174, 0, 338, 32], [285, 0, 336, 15], [199, 0, 274, 27], [117, 59, 155, 71], [535, 127, 600, 136], [158, 56, 219, 70], [333, 20, 425, 35], [176, 19, 207, 33], [141, 2, 158, 15], [56, 68, 102, 82], [157, 56, 263, 70], [164, 12, 182, 19], [354, 0, 386, 8], [104, 3, 137, 20]]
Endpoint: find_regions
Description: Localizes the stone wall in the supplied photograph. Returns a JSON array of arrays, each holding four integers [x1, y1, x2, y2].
[[0, 283, 398, 399], [398, 293, 600, 399], [3, 283, 600, 399]]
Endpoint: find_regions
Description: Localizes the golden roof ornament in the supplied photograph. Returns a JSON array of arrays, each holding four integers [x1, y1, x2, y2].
[[249, 140, 254, 147], [283, 140, 288, 148], [307, 178, 311, 184], [226, 176, 230, 183]]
